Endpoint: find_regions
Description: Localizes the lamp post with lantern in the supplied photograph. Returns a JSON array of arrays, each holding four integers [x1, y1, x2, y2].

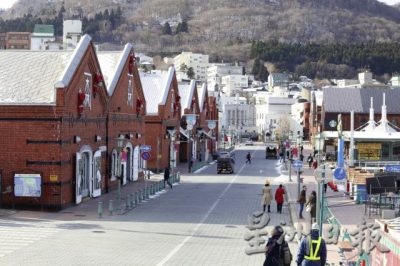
[[315, 129, 326, 234]]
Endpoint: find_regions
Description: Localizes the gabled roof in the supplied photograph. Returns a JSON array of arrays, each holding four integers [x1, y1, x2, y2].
[[0, 35, 92, 105], [197, 83, 207, 111], [140, 67, 175, 115], [178, 80, 196, 115], [323, 87, 400, 114], [97, 43, 133, 96]]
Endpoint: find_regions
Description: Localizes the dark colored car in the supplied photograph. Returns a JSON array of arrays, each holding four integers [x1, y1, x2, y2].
[[217, 158, 235, 174], [266, 146, 278, 159]]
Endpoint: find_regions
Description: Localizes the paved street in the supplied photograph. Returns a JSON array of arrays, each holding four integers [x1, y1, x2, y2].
[[0, 144, 297, 266]]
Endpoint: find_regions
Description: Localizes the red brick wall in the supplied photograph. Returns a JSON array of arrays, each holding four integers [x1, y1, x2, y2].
[[106, 50, 146, 190]]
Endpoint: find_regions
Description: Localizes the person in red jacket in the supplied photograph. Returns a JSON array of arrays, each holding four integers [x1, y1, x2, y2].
[[275, 184, 285, 214]]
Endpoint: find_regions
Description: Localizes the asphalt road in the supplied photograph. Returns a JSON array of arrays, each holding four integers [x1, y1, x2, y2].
[[0, 144, 296, 266]]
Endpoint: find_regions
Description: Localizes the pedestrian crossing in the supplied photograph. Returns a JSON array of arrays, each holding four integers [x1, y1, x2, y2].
[[0, 219, 60, 258]]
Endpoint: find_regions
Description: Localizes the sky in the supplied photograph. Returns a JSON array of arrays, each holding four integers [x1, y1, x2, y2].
[[0, 0, 399, 9]]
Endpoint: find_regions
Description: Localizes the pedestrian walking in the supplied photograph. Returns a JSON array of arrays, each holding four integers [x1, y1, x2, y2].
[[296, 223, 327, 266], [263, 225, 293, 266], [300, 145, 304, 155], [164, 166, 173, 189], [279, 151, 284, 163], [245, 152, 251, 164], [262, 180, 272, 212], [297, 185, 307, 219], [305, 190, 317, 224], [275, 184, 285, 214], [307, 154, 313, 168], [300, 153, 304, 162], [323, 183, 327, 193]]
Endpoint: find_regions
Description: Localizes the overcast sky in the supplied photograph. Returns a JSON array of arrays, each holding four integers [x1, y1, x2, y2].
[[0, 0, 399, 9]]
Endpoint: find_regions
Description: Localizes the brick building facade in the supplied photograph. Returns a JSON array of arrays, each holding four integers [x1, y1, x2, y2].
[[0, 35, 108, 209], [141, 68, 181, 173]]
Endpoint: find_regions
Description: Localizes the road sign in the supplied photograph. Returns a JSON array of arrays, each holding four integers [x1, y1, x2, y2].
[[333, 167, 346, 180], [140, 145, 151, 152], [293, 160, 303, 169], [385, 165, 400, 172], [141, 151, 151, 160]]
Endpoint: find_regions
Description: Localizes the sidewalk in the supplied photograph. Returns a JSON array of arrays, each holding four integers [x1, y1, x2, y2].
[[5, 173, 168, 222], [282, 145, 370, 265]]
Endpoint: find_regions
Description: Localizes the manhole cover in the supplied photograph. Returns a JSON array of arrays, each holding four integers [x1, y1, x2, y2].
[[225, 225, 237, 228], [74, 214, 86, 217], [92, 230, 106, 233]]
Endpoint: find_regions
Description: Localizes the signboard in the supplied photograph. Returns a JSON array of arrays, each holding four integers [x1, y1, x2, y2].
[[140, 145, 151, 152], [337, 138, 345, 168], [49, 175, 58, 182], [185, 114, 197, 126], [207, 120, 217, 130], [357, 143, 381, 160], [385, 165, 400, 172], [293, 160, 303, 169], [333, 167, 347, 180], [141, 151, 151, 160], [14, 174, 41, 197]]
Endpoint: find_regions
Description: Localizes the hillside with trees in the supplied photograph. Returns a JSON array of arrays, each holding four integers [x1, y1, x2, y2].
[[2, 0, 400, 70]]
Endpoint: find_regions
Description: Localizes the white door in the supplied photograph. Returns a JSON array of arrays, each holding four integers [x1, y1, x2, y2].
[[75, 152, 82, 204], [133, 146, 139, 181], [122, 162, 127, 185], [92, 150, 102, 197]]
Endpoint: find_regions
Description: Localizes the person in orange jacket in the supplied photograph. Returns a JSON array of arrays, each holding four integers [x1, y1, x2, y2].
[[275, 184, 285, 214]]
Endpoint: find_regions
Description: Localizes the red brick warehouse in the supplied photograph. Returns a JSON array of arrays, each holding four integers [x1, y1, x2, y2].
[[140, 67, 181, 173], [0, 35, 109, 209], [98, 44, 147, 193]]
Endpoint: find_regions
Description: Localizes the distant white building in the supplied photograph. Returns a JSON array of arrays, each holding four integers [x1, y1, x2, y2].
[[221, 75, 249, 96], [254, 92, 296, 140], [207, 63, 243, 92], [173, 52, 209, 81], [220, 94, 256, 140], [63, 20, 82, 50], [30, 24, 56, 50], [268, 73, 289, 91]]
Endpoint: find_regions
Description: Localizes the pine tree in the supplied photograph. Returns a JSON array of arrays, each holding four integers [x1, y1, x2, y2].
[[162, 22, 172, 35]]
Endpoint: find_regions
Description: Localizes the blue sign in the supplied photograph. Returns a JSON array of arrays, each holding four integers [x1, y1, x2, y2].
[[141, 151, 151, 160], [293, 160, 303, 169], [140, 145, 151, 152], [385, 165, 400, 172], [333, 167, 346, 180]]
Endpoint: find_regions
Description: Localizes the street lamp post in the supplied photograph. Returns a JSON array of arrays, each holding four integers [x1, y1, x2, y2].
[[117, 134, 125, 210], [288, 132, 293, 182], [297, 133, 303, 198], [315, 131, 325, 234]]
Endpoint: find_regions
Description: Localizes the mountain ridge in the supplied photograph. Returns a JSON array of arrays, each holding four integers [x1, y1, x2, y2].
[[2, 0, 400, 62]]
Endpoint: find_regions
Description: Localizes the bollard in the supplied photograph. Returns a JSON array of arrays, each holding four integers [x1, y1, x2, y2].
[[152, 184, 155, 195], [177, 172, 180, 182], [140, 189, 143, 202], [109, 200, 113, 216], [146, 186, 150, 199], [98, 201, 103, 218], [135, 191, 139, 205], [126, 196, 131, 210], [130, 193, 135, 207]]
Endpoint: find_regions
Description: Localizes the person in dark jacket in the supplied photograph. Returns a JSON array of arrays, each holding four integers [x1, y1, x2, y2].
[[307, 154, 313, 168], [263, 225, 289, 266], [296, 223, 327, 266], [306, 191, 317, 224], [164, 166, 172, 189], [297, 185, 307, 219]]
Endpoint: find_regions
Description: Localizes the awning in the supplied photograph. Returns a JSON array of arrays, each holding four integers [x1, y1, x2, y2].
[[180, 127, 189, 139]]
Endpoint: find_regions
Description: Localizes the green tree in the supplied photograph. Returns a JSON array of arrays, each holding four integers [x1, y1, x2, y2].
[[180, 63, 188, 71], [187, 67, 195, 79], [162, 22, 172, 35]]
